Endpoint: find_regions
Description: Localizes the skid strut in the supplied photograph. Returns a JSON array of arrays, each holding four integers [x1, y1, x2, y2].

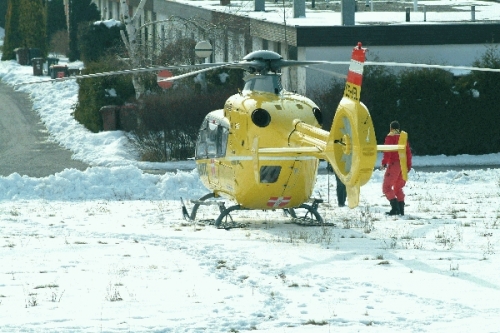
[[181, 196, 333, 229], [181, 194, 245, 229]]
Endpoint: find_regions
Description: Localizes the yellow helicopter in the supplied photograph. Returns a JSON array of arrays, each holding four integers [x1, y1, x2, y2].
[[179, 42, 409, 228], [17, 41, 498, 228]]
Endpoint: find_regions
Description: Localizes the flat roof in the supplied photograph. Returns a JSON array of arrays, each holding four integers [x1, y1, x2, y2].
[[170, 0, 500, 26]]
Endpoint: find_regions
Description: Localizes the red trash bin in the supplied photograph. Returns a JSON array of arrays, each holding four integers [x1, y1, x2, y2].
[[50, 65, 69, 79], [100, 105, 120, 131], [119, 104, 139, 131], [15, 48, 30, 65], [32, 58, 44, 76]]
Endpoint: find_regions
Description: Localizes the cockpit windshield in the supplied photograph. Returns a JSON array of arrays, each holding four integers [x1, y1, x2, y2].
[[242, 74, 283, 94]]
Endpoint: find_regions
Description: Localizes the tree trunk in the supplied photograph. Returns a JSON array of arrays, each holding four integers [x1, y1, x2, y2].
[[120, 0, 147, 99]]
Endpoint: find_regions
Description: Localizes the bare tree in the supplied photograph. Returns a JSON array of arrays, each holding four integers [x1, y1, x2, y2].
[[120, 0, 147, 99]]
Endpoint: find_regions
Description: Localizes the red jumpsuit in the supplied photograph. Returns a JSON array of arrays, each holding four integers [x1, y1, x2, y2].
[[381, 130, 412, 202]]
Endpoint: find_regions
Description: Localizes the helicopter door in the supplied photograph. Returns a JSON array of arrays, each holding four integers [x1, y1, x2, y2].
[[229, 111, 248, 150], [206, 121, 219, 185], [281, 159, 317, 200]]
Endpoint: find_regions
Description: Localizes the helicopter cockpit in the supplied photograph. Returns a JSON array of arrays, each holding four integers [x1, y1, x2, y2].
[[242, 74, 282, 95], [195, 111, 229, 160]]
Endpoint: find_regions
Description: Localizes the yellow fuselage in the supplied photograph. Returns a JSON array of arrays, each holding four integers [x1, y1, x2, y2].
[[195, 89, 321, 210]]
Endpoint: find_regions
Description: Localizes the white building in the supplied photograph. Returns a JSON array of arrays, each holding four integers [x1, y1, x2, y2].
[[90, 0, 500, 93]]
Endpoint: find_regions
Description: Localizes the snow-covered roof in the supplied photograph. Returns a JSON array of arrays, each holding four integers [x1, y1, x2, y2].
[[171, 0, 500, 26]]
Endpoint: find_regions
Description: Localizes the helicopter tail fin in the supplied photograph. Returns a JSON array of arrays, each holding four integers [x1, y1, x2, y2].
[[325, 42, 377, 208], [343, 42, 366, 103]]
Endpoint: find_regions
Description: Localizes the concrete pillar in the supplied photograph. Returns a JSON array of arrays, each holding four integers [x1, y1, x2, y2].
[[296, 47, 307, 95], [113, 1, 119, 19], [281, 42, 290, 90], [293, 0, 306, 18], [341, 0, 355, 26], [211, 37, 222, 62], [237, 33, 245, 60], [255, 0, 265, 11], [226, 31, 245, 62], [252, 37, 264, 51], [268, 41, 278, 52]]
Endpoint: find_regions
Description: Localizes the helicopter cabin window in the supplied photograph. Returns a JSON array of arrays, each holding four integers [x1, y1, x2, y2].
[[260, 166, 281, 183], [243, 75, 282, 95], [195, 119, 229, 159], [206, 122, 218, 156]]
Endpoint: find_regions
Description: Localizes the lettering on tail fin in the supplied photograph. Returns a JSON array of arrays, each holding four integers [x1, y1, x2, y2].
[[343, 42, 367, 102]]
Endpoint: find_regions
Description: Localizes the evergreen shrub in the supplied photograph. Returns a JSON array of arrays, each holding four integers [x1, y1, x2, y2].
[[129, 72, 243, 161], [312, 46, 500, 156], [73, 56, 136, 132]]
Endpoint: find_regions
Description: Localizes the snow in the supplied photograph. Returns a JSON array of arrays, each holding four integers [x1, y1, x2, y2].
[[1, 28, 500, 333], [176, 0, 500, 26], [95, 19, 122, 28]]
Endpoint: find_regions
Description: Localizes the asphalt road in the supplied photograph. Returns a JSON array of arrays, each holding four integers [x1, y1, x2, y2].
[[0, 81, 88, 177]]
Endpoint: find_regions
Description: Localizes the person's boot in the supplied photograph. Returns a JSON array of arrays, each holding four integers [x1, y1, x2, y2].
[[398, 201, 405, 216], [386, 199, 400, 216]]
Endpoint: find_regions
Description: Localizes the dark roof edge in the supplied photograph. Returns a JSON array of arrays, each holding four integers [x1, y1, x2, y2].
[[295, 24, 500, 46]]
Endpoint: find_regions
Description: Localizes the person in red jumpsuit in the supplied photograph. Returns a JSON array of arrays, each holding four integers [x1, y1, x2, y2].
[[381, 121, 412, 216]]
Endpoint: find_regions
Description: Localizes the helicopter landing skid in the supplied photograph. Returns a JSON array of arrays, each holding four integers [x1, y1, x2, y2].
[[284, 199, 335, 227], [181, 194, 247, 229], [181, 196, 333, 229]]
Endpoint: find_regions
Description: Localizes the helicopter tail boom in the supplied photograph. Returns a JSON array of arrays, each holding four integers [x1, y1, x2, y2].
[[377, 131, 409, 181]]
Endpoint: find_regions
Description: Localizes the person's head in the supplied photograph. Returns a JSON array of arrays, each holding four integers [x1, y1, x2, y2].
[[390, 121, 400, 131]]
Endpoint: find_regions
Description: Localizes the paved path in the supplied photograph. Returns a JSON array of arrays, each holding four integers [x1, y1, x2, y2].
[[0, 81, 88, 177]]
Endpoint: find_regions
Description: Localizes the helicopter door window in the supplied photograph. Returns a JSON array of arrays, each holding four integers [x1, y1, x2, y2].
[[195, 121, 208, 159], [260, 166, 281, 183], [207, 122, 218, 157], [217, 127, 229, 157]]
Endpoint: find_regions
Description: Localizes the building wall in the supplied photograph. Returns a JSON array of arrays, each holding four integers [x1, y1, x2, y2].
[[91, 0, 500, 95]]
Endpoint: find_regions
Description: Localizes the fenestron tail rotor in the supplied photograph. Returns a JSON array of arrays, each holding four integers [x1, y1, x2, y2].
[[326, 42, 377, 208]]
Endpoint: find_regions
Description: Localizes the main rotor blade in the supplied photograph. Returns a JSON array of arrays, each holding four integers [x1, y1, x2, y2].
[[305, 65, 347, 79], [279, 60, 351, 68], [14, 62, 232, 87], [365, 61, 500, 73], [157, 63, 232, 82]]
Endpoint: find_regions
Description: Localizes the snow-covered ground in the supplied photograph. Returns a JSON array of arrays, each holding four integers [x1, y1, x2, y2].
[[1, 30, 500, 332]]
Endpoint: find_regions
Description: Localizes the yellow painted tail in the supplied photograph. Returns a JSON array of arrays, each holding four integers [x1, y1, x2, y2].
[[325, 43, 378, 208]]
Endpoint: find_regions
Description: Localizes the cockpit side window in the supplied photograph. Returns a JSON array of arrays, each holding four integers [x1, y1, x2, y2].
[[195, 120, 208, 159], [243, 75, 282, 94], [195, 119, 229, 160]]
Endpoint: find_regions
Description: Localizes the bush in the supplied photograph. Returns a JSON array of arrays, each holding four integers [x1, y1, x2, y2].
[[78, 21, 125, 64], [313, 46, 500, 156], [73, 56, 136, 132], [49, 30, 68, 57], [129, 87, 238, 161]]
